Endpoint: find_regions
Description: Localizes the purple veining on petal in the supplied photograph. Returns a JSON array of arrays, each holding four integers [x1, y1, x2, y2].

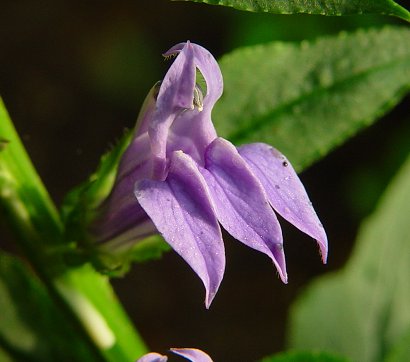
[[92, 197, 152, 244], [90, 160, 154, 248], [100, 218, 157, 253], [93, 132, 152, 243], [135, 151, 225, 308], [117, 132, 152, 181], [201, 138, 287, 283], [171, 348, 213, 362], [167, 106, 217, 167], [239, 143, 328, 263], [136, 352, 168, 362]]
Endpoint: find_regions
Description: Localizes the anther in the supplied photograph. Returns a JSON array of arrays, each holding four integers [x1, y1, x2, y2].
[[193, 84, 204, 112]]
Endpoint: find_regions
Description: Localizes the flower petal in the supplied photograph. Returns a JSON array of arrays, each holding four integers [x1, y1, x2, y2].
[[93, 132, 152, 242], [98, 219, 157, 253], [135, 151, 225, 308], [238, 143, 328, 263], [158, 42, 196, 111], [164, 42, 223, 108], [149, 43, 196, 179], [200, 138, 287, 283], [165, 42, 222, 166], [134, 81, 161, 138], [192, 44, 223, 108], [117, 132, 152, 182], [150, 42, 223, 179], [167, 107, 217, 167], [136, 352, 168, 362], [171, 348, 213, 362]]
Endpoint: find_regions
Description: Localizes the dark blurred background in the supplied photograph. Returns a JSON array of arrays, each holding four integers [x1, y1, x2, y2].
[[0, 1, 409, 361]]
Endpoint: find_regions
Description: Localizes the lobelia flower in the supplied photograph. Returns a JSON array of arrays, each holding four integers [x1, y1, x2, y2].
[[136, 348, 213, 362], [93, 41, 328, 308]]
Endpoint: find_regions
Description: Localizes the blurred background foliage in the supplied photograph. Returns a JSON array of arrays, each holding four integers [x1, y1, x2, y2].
[[0, 1, 409, 361]]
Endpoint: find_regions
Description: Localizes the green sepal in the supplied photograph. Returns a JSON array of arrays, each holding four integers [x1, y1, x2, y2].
[[61, 130, 132, 269], [93, 235, 170, 277]]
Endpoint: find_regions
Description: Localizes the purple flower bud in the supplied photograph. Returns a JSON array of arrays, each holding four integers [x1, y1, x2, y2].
[[93, 42, 328, 307], [136, 348, 213, 362], [136, 352, 168, 362]]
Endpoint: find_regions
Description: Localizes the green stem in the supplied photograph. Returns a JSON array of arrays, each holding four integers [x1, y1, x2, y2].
[[0, 98, 147, 361]]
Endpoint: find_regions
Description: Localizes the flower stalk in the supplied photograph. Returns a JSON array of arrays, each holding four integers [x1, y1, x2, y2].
[[0, 98, 147, 361]]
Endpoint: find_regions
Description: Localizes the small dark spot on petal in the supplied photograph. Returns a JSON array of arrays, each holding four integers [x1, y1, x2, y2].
[[282, 161, 288, 167], [275, 185, 280, 189]]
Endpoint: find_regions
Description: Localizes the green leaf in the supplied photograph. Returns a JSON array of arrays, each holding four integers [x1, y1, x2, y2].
[[214, 26, 410, 171], [181, 0, 410, 22], [0, 138, 9, 152], [261, 350, 351, 362], [0, 347, 12, 362], [288, 153, 410, 361], [384, 326, 410, 362], [0, 97, 63, 256], [0, 252, 99, 361]]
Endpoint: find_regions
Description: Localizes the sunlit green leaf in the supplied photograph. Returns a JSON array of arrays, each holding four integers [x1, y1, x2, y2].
[[385, 326, 410, 362], [0, 347, 12, 362], [0, 138, 9, 152], [288, 154, 410, 361], [181, 0, 410, 22], [215, 26, 410, 171]]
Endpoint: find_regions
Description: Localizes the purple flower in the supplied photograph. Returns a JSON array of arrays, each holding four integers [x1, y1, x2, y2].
[[136, 348, 212, 362], [94, 42, 327, 307], [136, 348, 213, 362]]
